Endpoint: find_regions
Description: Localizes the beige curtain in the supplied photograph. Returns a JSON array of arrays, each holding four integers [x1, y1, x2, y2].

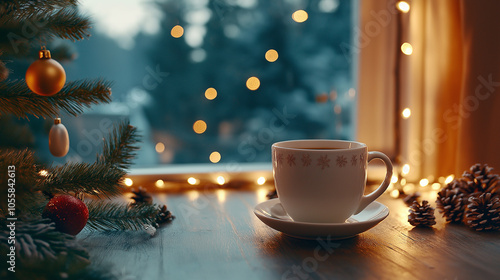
[[357, 0, 500, 181]]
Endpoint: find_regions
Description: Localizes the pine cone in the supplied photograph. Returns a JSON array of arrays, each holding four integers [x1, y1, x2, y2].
[[462, 163, 500, 194], [154, 204, 175, 228], [408, 200, 436, 227], [266, 189, 278, 199], [464, 192, 500, 231], [436, 186, 465, 223], [130, 186, 153, 206]]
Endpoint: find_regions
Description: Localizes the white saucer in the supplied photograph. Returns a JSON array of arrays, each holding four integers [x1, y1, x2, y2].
[[254, 198, 389, 240]]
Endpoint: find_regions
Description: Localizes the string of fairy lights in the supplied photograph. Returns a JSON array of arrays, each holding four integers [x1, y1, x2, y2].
[[387, 1, 456, 198]]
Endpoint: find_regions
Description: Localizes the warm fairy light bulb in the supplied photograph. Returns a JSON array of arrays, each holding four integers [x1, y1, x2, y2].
[[390, 189, 400, 198], [155, 180, 165, 188], [396, 1, 410, 13], [265, 49, 279, 62], [401, 42, 413, 55], [257, 177, 266, 185], [402, 164, 410, 175], [419, 178, 429, 187], [155, 142, 165, 153], [391, 175, 398, 184], [246, 76, 260, 91], [403, 184, 414, 193], [187, 177, 199, 185], [431, 183, 441, 190], [193, 120, 207, 134], [209, 151, 221, 163], [39, 170, 49, 176], [402, 108, 411, 119], [400, 178, 407, 186], [217, 176, 226, 185], [124, 178, 133, 187], [445, 175, 454, 184], [171, 25, 184, 38], [205, 87, 217, 100], [292, 10, 308, 23]]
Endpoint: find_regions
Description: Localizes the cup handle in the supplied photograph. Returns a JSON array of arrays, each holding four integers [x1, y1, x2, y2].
[[354, 151, 393, 214]]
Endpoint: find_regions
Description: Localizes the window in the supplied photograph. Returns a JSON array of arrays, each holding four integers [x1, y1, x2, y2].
[[36, 0, 357, 166]]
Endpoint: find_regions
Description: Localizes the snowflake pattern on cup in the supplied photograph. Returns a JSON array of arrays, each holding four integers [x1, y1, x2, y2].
[[359, 153, 365, 168], [277, 153, 284, 165], [275, 152, 366, 170], [301, 154, 312, 166], [351, 155, 357, 166], [336, 155, 347, 167], [317, 155, 330, 169]]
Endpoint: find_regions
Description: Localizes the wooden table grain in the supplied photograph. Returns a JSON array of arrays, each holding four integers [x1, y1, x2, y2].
[[79, 187, 500, 280]]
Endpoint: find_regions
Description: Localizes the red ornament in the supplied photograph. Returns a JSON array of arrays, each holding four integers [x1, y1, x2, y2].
[[42, 195, 89, 235]]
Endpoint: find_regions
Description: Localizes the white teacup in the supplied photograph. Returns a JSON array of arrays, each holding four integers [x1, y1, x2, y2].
[[272, 140, 392, 223]]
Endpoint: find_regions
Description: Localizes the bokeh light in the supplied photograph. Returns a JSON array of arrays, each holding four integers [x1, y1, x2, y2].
[[155, 142, 165, 153], [209, 151, 221, 163], [257, 177, 266, 185], [402, 164, 410, 175], [402, 108, 411, 119], [124, 178, 133, 187], [265, 49, 279, 62], [396, 1, 410, 13], [155, 179, 165, 188], [419, 178, 429, 187], [401, 42, 413, 55], [217, 176, 226, 185], [187, 177, 199, 185], [193, 120, 207, 134], [292, 10, 308, 23], [171, 25, 184, 38], [246, 77, 260, 91], [205, 87, 217, 100]]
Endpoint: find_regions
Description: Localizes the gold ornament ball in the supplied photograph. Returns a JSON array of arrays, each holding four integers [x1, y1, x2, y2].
[[26, 49, 66, 96]]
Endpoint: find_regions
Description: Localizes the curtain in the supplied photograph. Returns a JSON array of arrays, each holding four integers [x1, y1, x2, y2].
[[357, 0, 500, 181]]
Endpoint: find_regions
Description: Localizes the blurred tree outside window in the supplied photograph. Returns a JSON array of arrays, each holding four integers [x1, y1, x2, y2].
[[11, 0, 356, 167]]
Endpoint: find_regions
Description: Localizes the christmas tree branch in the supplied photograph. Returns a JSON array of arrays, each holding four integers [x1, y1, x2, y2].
[[98, 121, 141, 170], [0, 78, 113, 119], [0, 6, 90, 41], [39, 162, 126, 198], [0, 148, 45, 212], [86, 201, 159, 231], [0, 218, 91, 279]]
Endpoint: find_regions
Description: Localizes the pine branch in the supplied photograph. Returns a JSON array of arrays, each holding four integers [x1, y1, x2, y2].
[[98, 121, 141, 170], [0, 218, 90, 279], [86, 200, 159, 231], [0, 148, 45, 212], [38, 162, 126, 198], [0, 78, 113, 119], [0, 0, 78, 13], [0, 6, 90, 45]]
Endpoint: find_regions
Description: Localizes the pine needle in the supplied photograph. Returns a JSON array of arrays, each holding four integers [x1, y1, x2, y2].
[[0, 148, 44, 211], [86, 200, 159, 231], [98, 121, 141, 170], [39, 162, 126, 198], [0, 218, 91, 278], [0, 4, 90, 42], [0, 78, 113, 119]]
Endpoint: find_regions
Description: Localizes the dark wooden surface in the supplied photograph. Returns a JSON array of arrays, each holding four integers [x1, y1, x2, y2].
[[79, 187, 500, 280]]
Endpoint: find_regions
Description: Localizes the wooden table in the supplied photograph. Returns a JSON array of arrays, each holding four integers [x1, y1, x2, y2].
[[79, 186, 500, 279]]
